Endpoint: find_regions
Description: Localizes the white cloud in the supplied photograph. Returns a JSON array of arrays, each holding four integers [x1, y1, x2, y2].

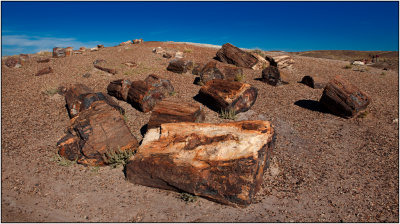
[[2, 35, 117, 55]]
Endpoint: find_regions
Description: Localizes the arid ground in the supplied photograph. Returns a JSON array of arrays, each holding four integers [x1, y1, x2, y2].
[[1, 41, 398, 222]]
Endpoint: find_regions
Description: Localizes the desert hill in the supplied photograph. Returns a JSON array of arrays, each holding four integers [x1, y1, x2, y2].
[[1, 41, 398, 222]]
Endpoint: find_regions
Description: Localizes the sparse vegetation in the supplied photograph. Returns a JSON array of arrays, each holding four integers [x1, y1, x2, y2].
[[234, 73, 245, 82], [52, 154, 77, 167], [219, 108, 236, 120], [91, 166, 100, 173], [343, 64, 352, 69], [169, 90, 177, 96], [180, 192, 198, 203], [357, 110, 369, 119], [123, 113, 128, 122], [380, 72, 386, 76], [183, 48, 193, 53], [44, 88, 59, 96], [101, 147, 135, 168]]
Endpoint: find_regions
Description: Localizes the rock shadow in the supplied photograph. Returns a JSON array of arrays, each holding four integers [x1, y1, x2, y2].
[[193, 93, 220, 113], [294, 100, 330, 114]]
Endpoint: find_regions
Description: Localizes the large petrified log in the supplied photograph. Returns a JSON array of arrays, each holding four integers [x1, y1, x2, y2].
[[107, 79, 132, 101], [261, 66, 289, 86], [319, 75, 371, 118], [127, 74, 174, 113], [199, 61, 224, 84], [192, 62, 205, 76], [126, 120, 276, 207], [198, 79, 258, 114], [57, 101, 139, 166], [299, 75, 326, 89], [265, 55, 294, 69], [215, 43, 258, 69], [166, 59, 193, 73], [65, 84, 124, 118], [147, 99, 205, 129], [222, 65, 244, 81], [251, 53, 270, 70]]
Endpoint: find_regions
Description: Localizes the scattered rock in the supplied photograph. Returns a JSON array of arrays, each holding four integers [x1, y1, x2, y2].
[[97, 44, 104, 49], [127, 74, 174, 113], [198, 79, 258, 114], [319, 75, 371, 118], [73, 51, 82, 55], [79, 47, 86, 51], [37, 58, 50, 63], [5, 57, 22, 68], [133, 39, 143, 44], [107, 79, 132, 101], [393, 118, 398, 124], [82, 73, 91, 78], [215, 43, 258, 68], [122, 61, 137, 68], [53, 47, 66, 58], [261, 66, 289, 86], [19, 54, 30, 62], [265, 55, 294, 69], [299, 75, 326, 89], [93, 59, 117, 75], [153, 47, 165, 54], [352, 61, 365, 66], [251, 53, 270, 70], [57, 101, 139, 166], [120, 40, 132, 46], [163, 52, 172, 58], [175, 51, 184, 59], [126, 120, 276, 207], [167, 59, 193, 74], [147, 98, 205, 129], [35, 67, 53, 76], [90, 47, 99, 51], [199, 61, 224, 84]]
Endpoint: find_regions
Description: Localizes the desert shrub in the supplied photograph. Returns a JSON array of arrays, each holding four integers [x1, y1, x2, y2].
[[357, 111, 369, 118], [183, 48, 193, 53], [52, 154, 77, 167], [102, 147, 135, 168], [180, 192, 198, 202], [234, 73, 245, 82], [219, 108, 236, 120], [169, 90, 177, 96], [44, 88, 59, 96]]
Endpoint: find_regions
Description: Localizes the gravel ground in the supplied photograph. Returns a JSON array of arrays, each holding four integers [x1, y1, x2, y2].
[[1, 41, 398, 222]]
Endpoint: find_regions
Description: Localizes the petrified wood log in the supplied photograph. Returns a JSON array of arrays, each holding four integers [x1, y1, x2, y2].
[[167, 59, 193, 73], [107, 79, 132, 101], [199, 61, 224, 84], [97, 44, 104, 48], [215, 43, 258, 68], [37, 58, 50, 63], [261, 66, 289, 86], [53, 47, 66, 58], [127, 74, 174, 113], [57, 101, 139, 166], [94, 64, 117, 75], [126, 120, 276, 207], [192, 63, 205, 76], [198, 79, 258, 114], [265, 55, 294, 69], [299, 75, 326, 89], [251, 53, 270, 70], [5, 57, 22, 68], [223, 66, 243, 81], [65, 84, 124, 118], [65, 47, 74, 56], [319, 75, 371, 118], [35, 67, 53, 76], [147, 99, 205, 129]]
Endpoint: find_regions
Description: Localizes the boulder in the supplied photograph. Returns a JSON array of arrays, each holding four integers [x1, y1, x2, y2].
[[199, 61, 224, 84], [35, 66, 53, 76], [4, 56, 22, 68], [215, 43, 258, 68], [65, 47, 74, 56], [107, 79, 132, 101], [265, 55, 294, 69], [57, 101, 139, 166], [198, 79, 258, 114], [299, 75, 326, 89], [261, 66, 289, 86], [222, 66, 244, 81], [120, 40, 132, 46], [167, 59, 193, 74], [319, 75, 371, 118], [53, 47, 66, 58], [126, 120, 276, 207], [127, 74, 174, 113], [147, 99, 205, 129], [65, 83, 124, 118], [93, 59, 117, 75]]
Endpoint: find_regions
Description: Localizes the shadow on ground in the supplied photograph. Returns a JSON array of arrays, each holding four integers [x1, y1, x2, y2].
[[294, 100, 330, 114]]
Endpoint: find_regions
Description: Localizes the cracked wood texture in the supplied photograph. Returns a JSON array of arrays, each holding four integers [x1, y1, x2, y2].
[[126, 121, 276, 207], [147, 99, 205, 129], [215, 43, 258, 68], [107, 79, 132, 101], [65, 84, 124, 118], [319, 75, 371, 118], [57, 101, 139, 166], [198, 79, 258, 114], [127, 74, 174, 113]]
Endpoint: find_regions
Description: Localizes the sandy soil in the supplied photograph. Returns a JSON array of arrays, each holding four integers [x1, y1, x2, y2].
[[1, 41, 398, 222]]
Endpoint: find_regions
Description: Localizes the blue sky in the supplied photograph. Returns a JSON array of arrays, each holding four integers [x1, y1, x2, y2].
[[2, 1, 399, 55]]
